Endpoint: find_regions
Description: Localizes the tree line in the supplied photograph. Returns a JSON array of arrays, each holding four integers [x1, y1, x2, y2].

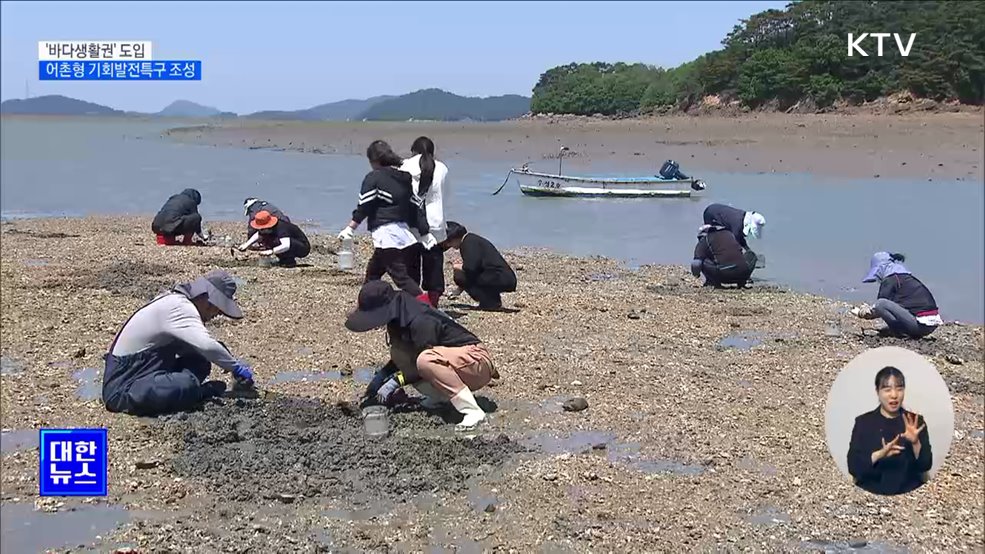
[[530, 0, 985, 115]]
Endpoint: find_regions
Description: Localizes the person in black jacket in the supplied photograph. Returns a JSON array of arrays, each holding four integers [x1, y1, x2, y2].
[[237, 210, 310, 267], [152, 188, 206, 245], [852, 251, 943, 338], [346, 280, 499, 431], [243, 197, 290, 241], [847, 366, 932, 496], [338, 140, 435, 299], [702, 203, 765, 251], [439, 221, 517, 311], [691, 224, 755, 288]]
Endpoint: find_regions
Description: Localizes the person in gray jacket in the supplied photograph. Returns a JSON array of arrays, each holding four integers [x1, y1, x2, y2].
[[101, 270, 256, 417]]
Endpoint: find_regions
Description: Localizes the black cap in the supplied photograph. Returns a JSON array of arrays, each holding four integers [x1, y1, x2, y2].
[[344, 281, 397, 332]]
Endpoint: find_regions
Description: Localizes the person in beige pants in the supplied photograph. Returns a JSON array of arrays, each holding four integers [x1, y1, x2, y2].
[[346, 280, 499, 430]]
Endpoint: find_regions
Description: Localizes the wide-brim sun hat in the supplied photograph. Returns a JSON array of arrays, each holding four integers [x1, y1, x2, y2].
[[250, 210, 278, 230], [345, 280, 397, 332]]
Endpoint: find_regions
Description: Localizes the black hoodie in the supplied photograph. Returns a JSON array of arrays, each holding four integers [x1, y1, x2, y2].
[[152, 188, 202, 235], [702, 203, 749, 249], [351, 167, 428, 235]]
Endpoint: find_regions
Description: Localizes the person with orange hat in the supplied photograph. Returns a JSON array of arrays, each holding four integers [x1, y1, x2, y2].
[[237, 210, 311, 267]]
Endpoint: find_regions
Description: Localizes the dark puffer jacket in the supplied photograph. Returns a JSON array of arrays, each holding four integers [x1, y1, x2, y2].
[[152, 189, 202, 235]]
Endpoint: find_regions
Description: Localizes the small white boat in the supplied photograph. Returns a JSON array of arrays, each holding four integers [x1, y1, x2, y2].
[[508, 167, 706, 198], [492, 148, 707, 198]]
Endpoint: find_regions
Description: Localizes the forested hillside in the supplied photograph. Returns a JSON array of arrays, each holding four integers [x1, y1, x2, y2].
[[530, 0, 985, 115]]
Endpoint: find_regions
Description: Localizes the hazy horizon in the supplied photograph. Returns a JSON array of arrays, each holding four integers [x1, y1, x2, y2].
[[1, 1, 787, 114]]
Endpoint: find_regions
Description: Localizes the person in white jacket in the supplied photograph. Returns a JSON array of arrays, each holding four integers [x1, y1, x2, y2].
[[400, 136, 450, 308]]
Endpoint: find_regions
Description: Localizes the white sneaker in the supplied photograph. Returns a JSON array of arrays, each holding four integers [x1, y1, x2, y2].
[[450, 388, 486, 431]]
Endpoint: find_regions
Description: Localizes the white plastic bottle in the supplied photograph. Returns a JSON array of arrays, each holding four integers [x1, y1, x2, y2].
[[338, 237, 354, 270]]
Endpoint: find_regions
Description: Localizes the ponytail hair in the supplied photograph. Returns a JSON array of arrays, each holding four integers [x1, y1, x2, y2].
[[890, 253, 906, 262], [411, 136, 436, 195], [366, 140, 403, 168]]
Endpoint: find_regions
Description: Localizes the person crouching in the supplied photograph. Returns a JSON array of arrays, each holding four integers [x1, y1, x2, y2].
[[152, 188, 208, 245], [346, 280, 499, 431], [691, 223, 755, 288], [101, 270, 256, 417], [440, 221, 517, 311], [237, 210, 311, 267]]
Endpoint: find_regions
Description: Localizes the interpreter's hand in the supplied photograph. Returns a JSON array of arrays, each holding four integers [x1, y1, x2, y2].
[[232, 362, 255, 387], [453, 262, 463, 271], [375, 378, 401, 405], [873, 434, 905, 463], [421, 233, 438, 251], [259, 250, 274, 257], [338, 226, 354, 241], [902, 412, 925, 444]]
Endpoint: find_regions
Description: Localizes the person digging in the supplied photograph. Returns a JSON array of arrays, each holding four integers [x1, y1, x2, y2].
[[101, 270, 256, 416], [345, 280, 499, 431]]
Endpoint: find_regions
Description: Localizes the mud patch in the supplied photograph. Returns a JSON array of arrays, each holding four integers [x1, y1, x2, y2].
[[4, 228, 80, 239], [799, 539, 907, 553], [163, 396, 525, 505], [0, 356, 26, 375], [0, 502, 129, 553], [856, 325, 983, 363], [746, 505, 790, 525], [1, 430, 38, 454], [523, 430, 617, 454], [717, 331, 766, 351], [605, 442, 705, 475], [352, 367, 376, 384], [77, 261, 176, 299], [268, 370, 342, 384], [74, 368, 101, 400]]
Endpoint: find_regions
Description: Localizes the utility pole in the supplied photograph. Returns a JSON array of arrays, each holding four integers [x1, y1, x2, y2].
[[25, 79, 30, 99]]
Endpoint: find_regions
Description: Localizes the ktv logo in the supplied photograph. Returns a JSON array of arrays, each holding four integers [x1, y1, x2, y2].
[[847, 33, 917, 57]]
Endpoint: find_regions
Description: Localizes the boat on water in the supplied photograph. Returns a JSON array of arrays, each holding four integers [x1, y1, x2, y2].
[[509, 167, 707, 198], [493, 148, 707, 198]]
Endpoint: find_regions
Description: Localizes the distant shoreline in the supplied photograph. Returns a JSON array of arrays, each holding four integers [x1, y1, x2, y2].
[[4, 112, 983, 181], [147, 112, 985, 181]]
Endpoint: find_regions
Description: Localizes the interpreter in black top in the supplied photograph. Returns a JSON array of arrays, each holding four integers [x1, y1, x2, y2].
[[852, 251, 942, 338], [346, 280, 499, 431], [847, 366, 932, 496], [440, 221, 517, 311], [237, 210, 310, 267], [691, 224, 755, 288], [151, 188, 207, 245]]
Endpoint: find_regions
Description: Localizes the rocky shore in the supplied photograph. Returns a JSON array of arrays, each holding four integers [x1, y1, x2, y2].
[[1, 216, 982, 553]]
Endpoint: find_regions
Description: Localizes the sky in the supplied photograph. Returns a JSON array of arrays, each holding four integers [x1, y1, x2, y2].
[[1, 1, 789, 114]]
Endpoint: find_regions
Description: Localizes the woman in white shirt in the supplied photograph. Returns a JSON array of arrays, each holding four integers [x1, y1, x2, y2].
[[400, 136, 449, 307]]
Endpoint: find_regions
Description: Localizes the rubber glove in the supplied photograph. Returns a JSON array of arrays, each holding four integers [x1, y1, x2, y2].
[[338, 226, 354, 241], [375, 378, 401, 405], [231, 362, 254, 386], [364, 364, 396, 399], [421, 233, 438, 251]]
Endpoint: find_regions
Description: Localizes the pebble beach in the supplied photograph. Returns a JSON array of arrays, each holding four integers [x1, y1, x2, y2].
[[1, 216, 982, 552]]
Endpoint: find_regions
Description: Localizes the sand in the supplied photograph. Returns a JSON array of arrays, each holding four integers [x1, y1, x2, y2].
[[162, 112, 985, 181], [0, 216, 982, 552]]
